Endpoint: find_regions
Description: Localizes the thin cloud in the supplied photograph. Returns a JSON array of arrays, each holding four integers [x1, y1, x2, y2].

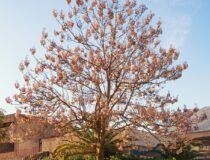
[[171, 0, 197, 7], [153, 0, 198, 8], [161, 15, 191, 49], [148, 0, 200, 49]]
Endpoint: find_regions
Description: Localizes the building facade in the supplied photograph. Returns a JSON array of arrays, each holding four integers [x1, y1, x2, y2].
[[0, 112, 58, 160]]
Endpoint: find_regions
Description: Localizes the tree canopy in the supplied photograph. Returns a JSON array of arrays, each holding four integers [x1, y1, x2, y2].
[[7, 0, 199, 159]]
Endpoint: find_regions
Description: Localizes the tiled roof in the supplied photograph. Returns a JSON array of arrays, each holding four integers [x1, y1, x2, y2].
[[192, 106, 210, 132]]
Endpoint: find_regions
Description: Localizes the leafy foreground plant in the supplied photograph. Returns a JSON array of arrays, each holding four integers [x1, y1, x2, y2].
[[27, 139, 200, 160], [155, 140, 202, 160], [24, 151, 51, 160], [110, 156, 176, 160], [51, 130, 120, 160], [45, 154, 176, 160]]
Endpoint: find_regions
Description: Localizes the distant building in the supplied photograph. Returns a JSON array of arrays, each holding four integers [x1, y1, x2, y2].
[[0, 113, 39, 160], [0, 112, 59, 160], [187, 106, 210, 159], [114, 128, 159, 152]]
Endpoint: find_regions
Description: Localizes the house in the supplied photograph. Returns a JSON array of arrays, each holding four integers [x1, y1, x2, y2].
[[186, 106, 210, 159], [0, 111, 59, 160], [114, 128, 159, 152]]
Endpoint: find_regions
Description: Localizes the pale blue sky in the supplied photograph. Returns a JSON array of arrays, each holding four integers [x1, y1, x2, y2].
[[0, 0, 210, 113]]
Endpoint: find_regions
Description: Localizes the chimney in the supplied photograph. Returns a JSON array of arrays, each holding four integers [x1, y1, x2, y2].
[[15, 109, 21, 118]]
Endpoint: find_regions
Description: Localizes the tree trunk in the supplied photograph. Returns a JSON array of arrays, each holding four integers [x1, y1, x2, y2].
[[96, 141, 104, 160], [95, 125, 105, 160], [95, 114, 106, 160]]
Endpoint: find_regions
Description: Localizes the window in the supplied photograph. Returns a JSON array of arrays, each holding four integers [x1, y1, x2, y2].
[[0, 143, 14, 153], [193, 125, 199, 131], [0, 122, 12, 128]]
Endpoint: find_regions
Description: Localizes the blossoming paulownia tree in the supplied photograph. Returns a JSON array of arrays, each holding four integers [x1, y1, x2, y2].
[[7, 0, 198, 159]]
